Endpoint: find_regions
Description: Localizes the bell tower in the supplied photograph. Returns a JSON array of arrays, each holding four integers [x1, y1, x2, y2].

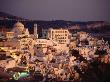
[[34, 24, 38, 38]]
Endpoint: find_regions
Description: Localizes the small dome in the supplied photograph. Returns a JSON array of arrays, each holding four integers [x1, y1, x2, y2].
[[14, 21, 24, 27], [14, 22, 24, 31]]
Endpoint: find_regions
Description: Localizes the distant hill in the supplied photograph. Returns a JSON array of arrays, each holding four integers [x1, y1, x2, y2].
[[0, 12, 28, 21], [0, 11, 109, 28], [0, 11, 110, 36]]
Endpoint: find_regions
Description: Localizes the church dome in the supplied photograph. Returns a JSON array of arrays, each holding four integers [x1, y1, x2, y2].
[[14, 22, 24, 31]]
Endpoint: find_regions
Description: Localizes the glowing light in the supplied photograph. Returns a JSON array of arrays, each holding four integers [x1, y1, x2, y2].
[[13, 72, 29, 80]]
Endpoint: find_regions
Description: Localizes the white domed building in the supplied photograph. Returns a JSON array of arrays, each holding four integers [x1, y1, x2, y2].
[[12, 22, 30, 38]]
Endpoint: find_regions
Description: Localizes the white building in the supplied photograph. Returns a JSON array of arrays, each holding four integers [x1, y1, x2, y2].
[[42, 28, 70, 44], [19, 37, 35, 55], [41, 28, 71, 53], [35, 39, 53, 53], [77, 31, 88, 41], [12, 22, 30, 38], [6, 32, 14, 39], [35, 38, 70, 54], [0, 58, 16, 69]]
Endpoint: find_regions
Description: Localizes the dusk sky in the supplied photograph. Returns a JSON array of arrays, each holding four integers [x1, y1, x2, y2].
[[0, 0, 110, 21]]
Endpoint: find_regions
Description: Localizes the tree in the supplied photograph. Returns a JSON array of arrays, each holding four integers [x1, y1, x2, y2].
[[95, 49, 107, 56]]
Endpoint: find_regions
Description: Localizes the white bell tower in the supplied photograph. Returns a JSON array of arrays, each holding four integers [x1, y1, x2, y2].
[[34, 24, 38, 38]]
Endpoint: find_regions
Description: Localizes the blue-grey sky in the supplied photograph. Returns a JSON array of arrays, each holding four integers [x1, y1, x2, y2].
[[0, 0, 110, 21]]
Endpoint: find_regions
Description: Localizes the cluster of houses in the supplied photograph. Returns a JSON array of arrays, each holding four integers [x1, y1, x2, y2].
[[0, 22, 109, 80]]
